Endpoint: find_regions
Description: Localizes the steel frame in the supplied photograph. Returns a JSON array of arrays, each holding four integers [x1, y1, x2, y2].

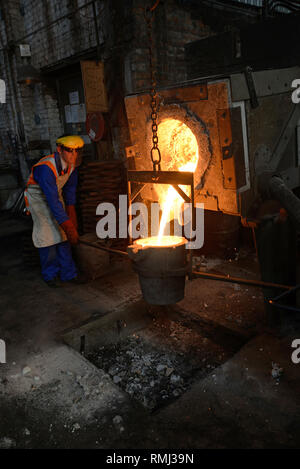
[[127, 169, 196, 278]]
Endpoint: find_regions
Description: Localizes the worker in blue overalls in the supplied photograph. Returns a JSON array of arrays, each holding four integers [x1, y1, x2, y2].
[[24, 135, 84, 287]]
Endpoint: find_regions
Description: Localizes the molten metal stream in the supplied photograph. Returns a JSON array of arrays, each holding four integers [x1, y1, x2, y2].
[[156, 119, 199, 244]]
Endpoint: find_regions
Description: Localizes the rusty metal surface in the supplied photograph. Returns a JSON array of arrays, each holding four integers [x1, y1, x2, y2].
[[125, 73, 300, 219], [217, 108, 236, 190], [127, 170, 194, 185], [125, 80, 243, 215], [159, 84, 208, 104], [125, 145, 140, 159]]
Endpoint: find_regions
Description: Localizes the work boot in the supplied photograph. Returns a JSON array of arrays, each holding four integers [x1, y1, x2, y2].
[[44, 277, 62, 288], [63, 273, 89, 285]]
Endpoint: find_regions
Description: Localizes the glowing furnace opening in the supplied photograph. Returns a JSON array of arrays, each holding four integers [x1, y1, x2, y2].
[[157, 118, 199, 172]]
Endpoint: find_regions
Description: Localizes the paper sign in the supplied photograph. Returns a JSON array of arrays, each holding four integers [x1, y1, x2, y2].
[[69, 91, 79, 105], [19, 44, 31, 57], [65, 104, 86, 123], [77, 103, 86, 122], [64, 105, 72, 123]]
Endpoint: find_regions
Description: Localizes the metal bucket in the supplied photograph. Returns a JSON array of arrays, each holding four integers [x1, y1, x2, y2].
[[127, 236, 188, 305]]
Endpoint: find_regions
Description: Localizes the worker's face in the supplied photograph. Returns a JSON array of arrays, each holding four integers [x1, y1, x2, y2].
[[57, 146, 82, 167]]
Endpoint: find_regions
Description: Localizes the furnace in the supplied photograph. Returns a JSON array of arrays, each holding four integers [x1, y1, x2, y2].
[[124, 66, 300, 308], [124, 80, 246, 305], [125, 80, 248, 216]]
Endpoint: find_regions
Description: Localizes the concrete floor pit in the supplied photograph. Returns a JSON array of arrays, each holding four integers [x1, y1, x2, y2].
[[67, 302, 248, 411]]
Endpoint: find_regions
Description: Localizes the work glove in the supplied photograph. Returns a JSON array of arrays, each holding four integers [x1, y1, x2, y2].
[[60, 219, 79, 245], [66, 205, 78, 229]]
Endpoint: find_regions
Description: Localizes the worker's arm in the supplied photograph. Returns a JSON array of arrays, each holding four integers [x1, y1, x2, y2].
[[62, 169, 78, 228], [33, 165, 69, 225], [62, 169, 78, 206]]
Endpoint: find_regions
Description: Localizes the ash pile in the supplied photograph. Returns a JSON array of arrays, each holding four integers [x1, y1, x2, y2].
[[88, 333, 199, 411]]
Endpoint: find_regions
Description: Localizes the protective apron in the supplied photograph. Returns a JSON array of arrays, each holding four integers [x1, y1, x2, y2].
[[25, 154, 74, 248]]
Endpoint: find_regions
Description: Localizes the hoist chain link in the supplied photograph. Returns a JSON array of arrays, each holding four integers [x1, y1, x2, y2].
[[145, 5, 161, 171]]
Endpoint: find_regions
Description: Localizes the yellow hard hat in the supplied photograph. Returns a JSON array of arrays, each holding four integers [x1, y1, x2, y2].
[[56, 135, 85, 149]]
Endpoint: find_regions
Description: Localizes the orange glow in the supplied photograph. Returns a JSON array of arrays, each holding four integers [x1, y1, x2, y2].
[[135, 236, 185, 248], [156, 119, 199, 242]]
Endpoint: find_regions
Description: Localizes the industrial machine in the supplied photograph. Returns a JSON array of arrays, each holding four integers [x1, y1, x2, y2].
[[125, 39, 300, 316], [124, 67, 300, 223], [120, 6, 300, 314]]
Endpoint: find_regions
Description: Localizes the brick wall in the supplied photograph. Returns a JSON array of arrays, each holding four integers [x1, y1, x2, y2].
[[21, 0, 104, 69], [0, 0, 220, 167], [127, 0, 213, 93]]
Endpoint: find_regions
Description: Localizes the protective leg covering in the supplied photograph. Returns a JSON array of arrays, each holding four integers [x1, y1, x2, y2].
[[38, 241, 77, 282], [38, 245, 60, 281], [56, 241, 77, 281]]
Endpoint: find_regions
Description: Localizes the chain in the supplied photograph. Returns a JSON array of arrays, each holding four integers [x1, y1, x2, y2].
[[145, 6, 161, 172]]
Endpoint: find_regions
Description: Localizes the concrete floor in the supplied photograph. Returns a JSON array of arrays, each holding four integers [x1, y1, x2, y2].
[[0, 213, 300, 449]]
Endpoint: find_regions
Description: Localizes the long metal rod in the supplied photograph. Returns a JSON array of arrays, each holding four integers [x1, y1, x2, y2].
[[271, 282, 300, 302], [79, 241, 293, 291], [131, 184, 146, 203], [268, 301, 300, 313], [149, 0, 161, 11], [192, 270, 293, 290], [79, 239, 128, 257], [268, 175, 300, 226], [173, 184, 191, 203]]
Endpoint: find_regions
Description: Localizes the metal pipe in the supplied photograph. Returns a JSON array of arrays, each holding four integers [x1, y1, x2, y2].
[[271, 283, 300, 302], [77, 241, 293, 288], [79, 239, 128, 257], [192, 270, 293, 290], [268, 175, 300, 226], [268, 300, 300, 313], [79, 239, 294, 291], [92, 1, 101, 61]]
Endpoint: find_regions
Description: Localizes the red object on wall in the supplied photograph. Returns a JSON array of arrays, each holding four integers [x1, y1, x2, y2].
[[86, 112, 105, 142]]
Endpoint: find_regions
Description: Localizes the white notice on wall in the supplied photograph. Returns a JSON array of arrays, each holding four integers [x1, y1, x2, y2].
[[71, 105, 80, 123], [77, 103, 86, 122], [69, 91, 79, 105], [19, 44, 31, 57], [71, 104, 86, 123], [65, 104, 86, 123]]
